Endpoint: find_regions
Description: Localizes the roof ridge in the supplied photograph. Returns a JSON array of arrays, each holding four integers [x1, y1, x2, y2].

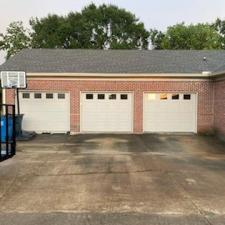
[[19, 48, 225, 52]]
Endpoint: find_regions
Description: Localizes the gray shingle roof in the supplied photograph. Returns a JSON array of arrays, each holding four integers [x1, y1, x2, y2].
[[1, 49, 225, 74], [213, 63, 225, 75]]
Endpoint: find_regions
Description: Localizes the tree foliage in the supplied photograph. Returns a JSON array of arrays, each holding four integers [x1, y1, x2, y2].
[[149, 29, 165, 50], [0, 21, 30, 59], [150, 23, 222, 50], [30, 15, 67, 48], [2, 4, 225, 60], [30, 4, 149, 49], [213, 18, 225, 48]]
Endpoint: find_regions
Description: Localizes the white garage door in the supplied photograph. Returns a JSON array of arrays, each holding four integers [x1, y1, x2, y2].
[[81, 93, 133, 132], [143, 93, 197, 133], [20, 92, 70, 133]]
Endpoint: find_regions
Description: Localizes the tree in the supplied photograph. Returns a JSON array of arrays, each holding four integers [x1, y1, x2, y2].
[[30, 4, 150, 49], [213, 18, 225, 49], [150, 23, 222, 50], [79, 4, 149, 49], [0, 21, 30, 59], [149, 29, 165, 49], [30, 15, 69, 48]]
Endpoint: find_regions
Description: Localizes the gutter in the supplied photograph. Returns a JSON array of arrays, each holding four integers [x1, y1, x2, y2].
[[26, 72, 211, 79], [1, 71, 222, 80], [211, 71, 225, 79]]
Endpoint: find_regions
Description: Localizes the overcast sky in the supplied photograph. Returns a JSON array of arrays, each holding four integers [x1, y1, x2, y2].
[[1, 0, 225, 64]]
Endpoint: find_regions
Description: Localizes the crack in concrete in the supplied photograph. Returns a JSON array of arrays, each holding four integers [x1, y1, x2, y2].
[[32, 169, 157, 177]]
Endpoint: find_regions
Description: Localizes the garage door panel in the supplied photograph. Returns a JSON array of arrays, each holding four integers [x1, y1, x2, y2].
[[20, 92, 70, 133], [144, 93, 197, 133], [81, 93, 133, 132]]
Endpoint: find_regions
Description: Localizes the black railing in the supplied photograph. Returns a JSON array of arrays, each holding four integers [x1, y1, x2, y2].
[[0, 104, 16, 161]]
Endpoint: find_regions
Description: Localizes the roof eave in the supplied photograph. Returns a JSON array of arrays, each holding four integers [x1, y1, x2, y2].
[[26, 72, 210, 79], [212, 70, 225, 77]]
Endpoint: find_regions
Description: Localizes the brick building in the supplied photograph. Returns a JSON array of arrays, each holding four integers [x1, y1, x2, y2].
[[0, 49, 224, 140]]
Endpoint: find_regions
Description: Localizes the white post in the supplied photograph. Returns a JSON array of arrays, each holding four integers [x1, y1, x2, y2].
[[1, 89, 6, 115], [2, 89, 6, 104]]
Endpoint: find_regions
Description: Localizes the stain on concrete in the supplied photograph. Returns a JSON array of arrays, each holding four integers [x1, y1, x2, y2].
[[0, 134, 225, 224]]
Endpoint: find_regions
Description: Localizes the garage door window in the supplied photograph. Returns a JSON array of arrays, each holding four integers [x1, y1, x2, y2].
[[172, 94, 179, 100], [22, 93, 30, 99], [58, 93, 65, 99], [160, 94, 167, 100], [109, 94, 116, 100], [121, 94, 128, 100], [34, 93, 42, 99], [147, 94, 156, 101], [86, 94, 93, 100], [98, 94, 105, 100], [184, 94, 191, 100], [46, 93, 53, 99]]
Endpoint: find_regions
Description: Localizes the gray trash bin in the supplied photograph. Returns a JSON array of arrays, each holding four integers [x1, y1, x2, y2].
[[15, 114, 24, 137]]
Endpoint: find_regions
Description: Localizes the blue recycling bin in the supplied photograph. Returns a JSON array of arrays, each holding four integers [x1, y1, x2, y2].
[[1, 116, 13, 142]]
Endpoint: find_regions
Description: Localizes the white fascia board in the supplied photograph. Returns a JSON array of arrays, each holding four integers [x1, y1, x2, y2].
[[211, 70, 225, 77], [27, 72, 210, 79]]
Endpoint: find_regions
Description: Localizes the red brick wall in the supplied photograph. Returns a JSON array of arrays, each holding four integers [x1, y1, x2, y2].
[[6, 79, 214, 134], [214, 78, 225, 139]]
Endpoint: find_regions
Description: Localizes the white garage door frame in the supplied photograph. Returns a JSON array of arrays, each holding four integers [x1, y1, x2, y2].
[[80, 91, 134, 133], [143, 91, 198, 133], [19, 90, 71, 134]]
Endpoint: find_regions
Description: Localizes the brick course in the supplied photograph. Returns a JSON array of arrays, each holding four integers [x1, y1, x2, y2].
[[6, 79, 215, 134]]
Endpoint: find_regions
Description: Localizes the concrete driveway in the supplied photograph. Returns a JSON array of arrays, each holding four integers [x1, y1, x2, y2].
[[0, 134, 225, 225]]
